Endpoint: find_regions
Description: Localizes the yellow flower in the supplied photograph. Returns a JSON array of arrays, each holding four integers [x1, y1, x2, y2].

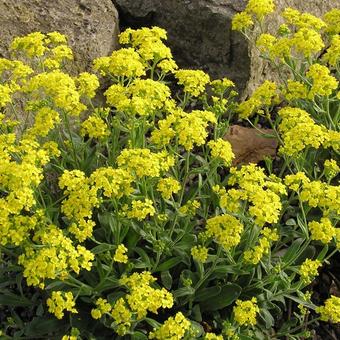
[[114, 244, 128, 263], [291, 28, 324, 57], [93, 48, 146, 78], [47, 291, 77, 319], [80, 115, 109, 140], [308, 217, 336, 244], [233, 297, 259, 326], [322, 35, 340, 67], [306, 64, 338, 99], [324, 159, 340, 180], [232, 12, 254, 31], [191, 246, 209, 263], [208, 138, 234, 166], [157, 177, 181, 199], [324, 9, 340, 34], [299, 258, 322, 284], [284, 80, 308, 101], [91, 298, 112, 319], [127, 199, 156, 221], [149, 312, 191, 340], [316, 296, 340, 323], [237, 80, 279, 119], [205, 333, 223, 340], [175, 69, 210, 97], [278, 107, 326, 156], [245, 0, 275, 20], [117, 148, 174, 178], [10, 32, 47, 57], [76, 72, 99, 98], [206, 214, 244, 250]]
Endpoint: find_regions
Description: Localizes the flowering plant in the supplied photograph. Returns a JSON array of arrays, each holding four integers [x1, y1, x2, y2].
[[0, 1, 339, 339]]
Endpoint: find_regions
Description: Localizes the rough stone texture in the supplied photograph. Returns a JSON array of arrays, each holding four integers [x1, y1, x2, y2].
[[246, 0, 340, 97], [114, 0, 250, 92], [0, 0, 119, 73], [114, 0, 339, 96]]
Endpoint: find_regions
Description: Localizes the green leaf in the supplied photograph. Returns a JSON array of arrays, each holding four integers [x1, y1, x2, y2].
[[295, 246, 316, 265], [173, 286, 195, 299], [259, 309, 274, 329], [192, 304, 202, 322], [24, 316, 65, 336], [194, 286, 222, 302], [0, 292, 32, 307], [161, 270, 173, 290], [131, 331, 148, 339], [91, 243, 115, 254], [200, 284, 241, 311], [154, 257, 182, 272], [280, 238, 304, 264]]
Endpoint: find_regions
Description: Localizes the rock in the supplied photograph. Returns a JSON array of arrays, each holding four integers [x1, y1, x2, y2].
[[224, 125, 278, 165], [114, 0, 337, 96], [0, 0, 119, 73], [114, 0, 250, 93]]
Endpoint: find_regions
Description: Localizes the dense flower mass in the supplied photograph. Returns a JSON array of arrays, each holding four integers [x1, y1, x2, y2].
[[1, 2, 340, 338]]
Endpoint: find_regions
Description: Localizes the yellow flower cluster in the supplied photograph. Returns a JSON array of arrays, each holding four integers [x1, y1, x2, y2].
[[151, 108, 216, 150], [284, 80, 308, 101], [119, 27, 174, 64], [323, 35, 340, 67], [109, 272, 174, 335], [323, 9, 340, 34], [244, 228, 279, 264], [175, 69, 210, 97], [157, 177, 181, 199], [127, 199, 156, 221], [324, 159, 340, 180], [282, 8, 326, 31], [191, 245, 209, 263], [232, 0, 274, 31], [205, 333, 223, 340], [306, 63, 338, 99], [149, 312, 191, 340], [46, 291, 77, 320], [93, 48, 146, 78], [299, 258, 322, 284], [18, 224, 94, 288], [11, 31, 73, 69], [76, 72, 100, 99], [114, 244, 128, 263], [208, 138, 234, 166], [278, 107, 326, 156], [24, 70, 86, 116], [179, 199, 201, 216], [233, 297, 259, 326], [105, 79, 171, 116], [80, 115, 110, 140], [300, 181, 340, 216], [205, 214, 244, 250], [60, 167, 134, 241], [308, 217, 336, 244], [237, 80, 279, 119], [316, 296, 340, 323], [227, 164, 286, 226], [117, 148, 174, 178], [91, 298, 112, 319]]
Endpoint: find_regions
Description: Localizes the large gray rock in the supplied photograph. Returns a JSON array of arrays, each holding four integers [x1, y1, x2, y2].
[[0, 0, 119, 73], [114, 0, 250, 93], [114, 0, 338, 96]]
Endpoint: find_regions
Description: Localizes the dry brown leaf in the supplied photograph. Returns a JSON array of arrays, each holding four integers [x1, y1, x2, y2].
[[224, 125, 278, 165]]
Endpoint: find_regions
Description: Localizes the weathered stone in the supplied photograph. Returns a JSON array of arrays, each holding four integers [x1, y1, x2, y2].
[[114, 0, 338, 96], [114, 0, 250, 92], [0, 0, 119, 73]]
